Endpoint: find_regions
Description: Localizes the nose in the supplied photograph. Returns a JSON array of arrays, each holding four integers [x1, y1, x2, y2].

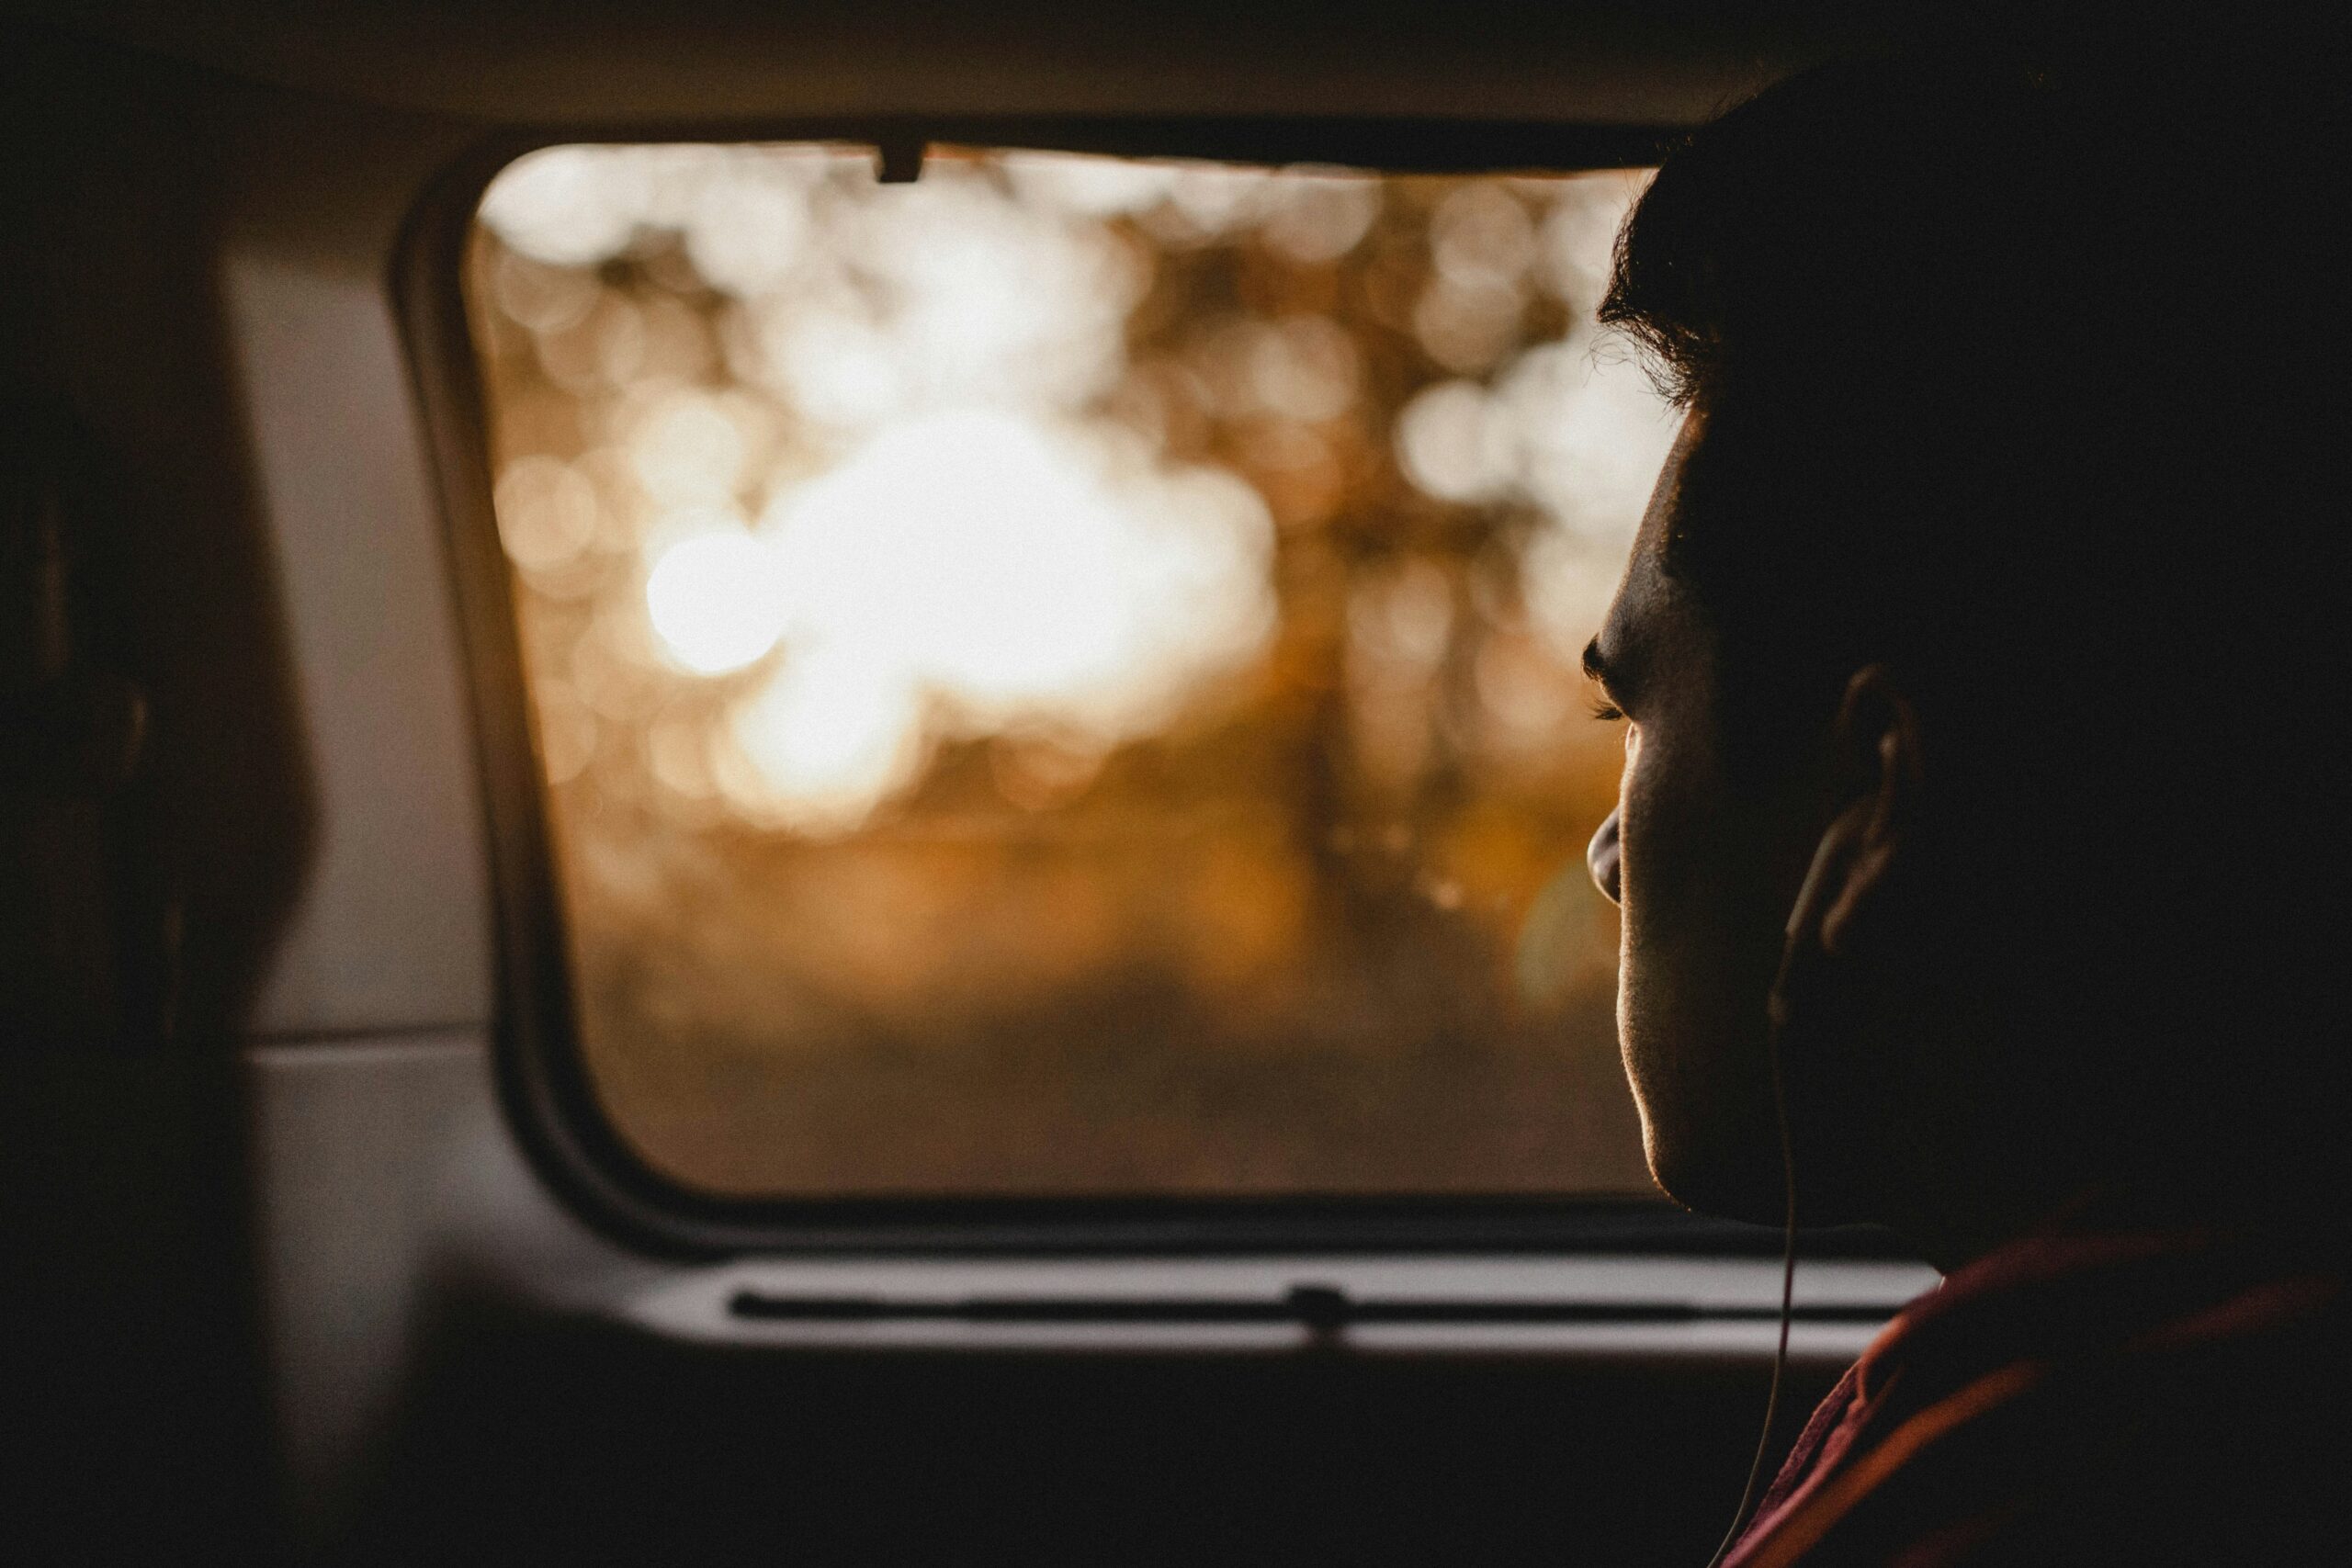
[[1587, 808, 1623, 906]]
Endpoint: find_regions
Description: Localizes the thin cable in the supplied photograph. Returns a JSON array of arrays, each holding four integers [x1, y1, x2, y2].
[[1700, 994, 1801, 1568]]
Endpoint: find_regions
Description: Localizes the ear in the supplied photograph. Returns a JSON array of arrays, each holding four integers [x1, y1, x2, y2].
[[1784, 666, 1924, 964]]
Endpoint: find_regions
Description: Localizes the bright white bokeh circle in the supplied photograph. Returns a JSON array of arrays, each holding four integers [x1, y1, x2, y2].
[[644, 532, 788, 674]]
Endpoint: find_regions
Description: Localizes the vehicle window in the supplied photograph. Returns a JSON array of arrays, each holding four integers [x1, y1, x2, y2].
[[465, 144, 1676, 1200]]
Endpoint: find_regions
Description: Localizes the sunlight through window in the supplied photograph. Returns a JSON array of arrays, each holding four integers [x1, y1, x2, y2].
[[469, 144, 1672, 1199]]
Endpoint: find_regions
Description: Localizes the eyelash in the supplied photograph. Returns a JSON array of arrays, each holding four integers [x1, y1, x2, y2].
[[1589, 700, 1624, 723]]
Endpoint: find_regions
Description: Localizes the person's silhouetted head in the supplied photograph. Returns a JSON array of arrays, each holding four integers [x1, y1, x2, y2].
[[1583, 33, 2343, 1264]]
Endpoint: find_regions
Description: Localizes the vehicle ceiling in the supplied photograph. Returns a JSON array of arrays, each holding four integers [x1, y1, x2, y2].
[[20, 0, 1927, 127]]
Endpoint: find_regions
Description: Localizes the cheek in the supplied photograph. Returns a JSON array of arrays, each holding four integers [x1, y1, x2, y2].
[[1613, 725, 1761, 1068], [1613, 728, 1685, 1035], [1611, 728, 1793, 1215], [1621, 745, 1761, 1012], [1616, 725, 1683, 936]]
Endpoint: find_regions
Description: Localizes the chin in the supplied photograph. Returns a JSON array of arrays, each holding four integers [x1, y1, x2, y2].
[[1645, 1101, 1895, 1232], [1647, 1141, 1790, 1228], [1620, 972, 1792, 1228], [1633, 1088, 1792, 1229]]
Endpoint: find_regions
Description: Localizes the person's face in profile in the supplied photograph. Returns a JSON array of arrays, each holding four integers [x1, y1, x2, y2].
[[1584, 413, 1816, 1224]]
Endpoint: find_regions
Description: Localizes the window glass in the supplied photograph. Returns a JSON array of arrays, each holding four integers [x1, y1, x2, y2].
[[466, 144, 1677, 1199]]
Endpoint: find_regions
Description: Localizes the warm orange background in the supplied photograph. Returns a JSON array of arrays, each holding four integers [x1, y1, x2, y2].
[[468, 147, 1669, 1197]]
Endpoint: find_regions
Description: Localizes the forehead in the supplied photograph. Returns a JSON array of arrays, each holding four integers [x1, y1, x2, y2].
[[1596, 413, 1703, 684]]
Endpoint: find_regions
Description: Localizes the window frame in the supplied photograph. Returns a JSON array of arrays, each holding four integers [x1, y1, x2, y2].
[[395, 115, 1885, 1261]]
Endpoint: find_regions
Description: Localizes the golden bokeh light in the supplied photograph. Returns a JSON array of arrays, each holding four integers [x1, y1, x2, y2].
[[468, 142, 1676, 1200], [643, 531, 787, 675]]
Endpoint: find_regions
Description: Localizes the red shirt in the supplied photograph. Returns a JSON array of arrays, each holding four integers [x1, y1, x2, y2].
[[1722, 1214, 2347, 1567]]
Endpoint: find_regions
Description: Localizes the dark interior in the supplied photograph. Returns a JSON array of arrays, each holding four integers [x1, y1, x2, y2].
[[2, 6, 1941, 1562]]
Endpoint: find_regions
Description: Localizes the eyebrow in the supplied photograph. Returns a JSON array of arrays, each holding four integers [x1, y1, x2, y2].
[[1581, 637, 1615, 687]]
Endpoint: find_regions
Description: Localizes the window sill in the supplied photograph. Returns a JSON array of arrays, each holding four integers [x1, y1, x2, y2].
[[623, 1252, 1939, 1362]]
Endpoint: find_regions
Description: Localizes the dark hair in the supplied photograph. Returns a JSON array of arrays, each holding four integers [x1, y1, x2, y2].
[[1602, 34, 2346, 1195]]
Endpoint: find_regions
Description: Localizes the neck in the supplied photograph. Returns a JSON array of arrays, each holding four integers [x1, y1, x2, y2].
[[1893, 1185, 2098, 1276], [1871, 1082, 2100, 1274]]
